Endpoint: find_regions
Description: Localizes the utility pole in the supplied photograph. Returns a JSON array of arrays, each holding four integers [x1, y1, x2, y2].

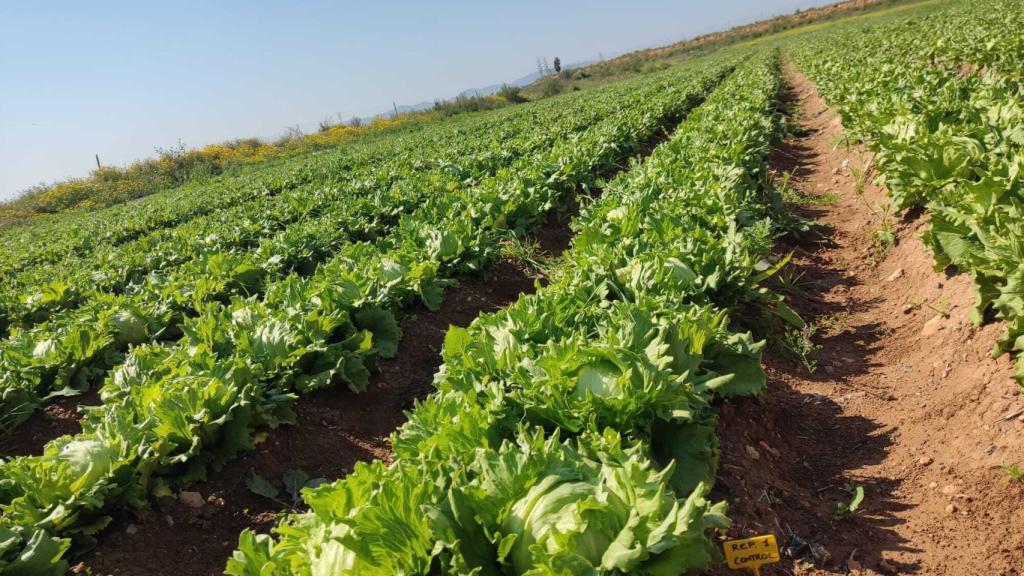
[[95, 154, 101, 169], [393, 101, 399, 118]]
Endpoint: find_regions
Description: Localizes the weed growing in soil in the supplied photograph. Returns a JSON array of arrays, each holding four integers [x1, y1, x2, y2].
[[869, 203, 896, 261], [830, 132, 853, 150], [924, 295, 951, 319], [1001, 463, 1023, 483], [811, 190, 841, 206], [818, 311, 850, 333], [849, 159, 878, 215], [246, 469, 326, 510], [851, 162, 870, 196], [777, 170, 798, 203], [781, 322, 822, 373], [0, 407, 29, 445], [835, 484, 866, 518], [774, 268, 814, 299], [777, 171, 839, 207], [499, 236, 553, 277], [785, 112, 815, 138]]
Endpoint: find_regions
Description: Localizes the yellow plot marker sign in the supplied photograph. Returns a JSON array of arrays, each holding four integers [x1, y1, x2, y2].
[[723, 534, 781, 575]]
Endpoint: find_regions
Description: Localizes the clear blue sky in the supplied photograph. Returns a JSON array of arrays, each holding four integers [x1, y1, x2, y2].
[[0, 0, 833, 199]]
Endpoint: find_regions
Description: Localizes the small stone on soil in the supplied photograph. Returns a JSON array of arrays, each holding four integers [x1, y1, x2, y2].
[[945, 503, 957, 514], [921, 315, 944, 337], [745, 445, 761, 460], [886, 268, 904, 282], [179, 490, 205, 509], [758, 440, 781, 458], [125, 524, 138, 535], [918, 456, 933, 466]]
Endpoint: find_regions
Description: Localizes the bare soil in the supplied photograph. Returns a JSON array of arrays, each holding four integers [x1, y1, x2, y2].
[[710, 67, 1024, 575], [1, 390, 100, 457]]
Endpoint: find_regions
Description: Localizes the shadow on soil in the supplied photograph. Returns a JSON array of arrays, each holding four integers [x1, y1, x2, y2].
[[710, 86, 919, 575], [80, 205, 574, 576], [79, 92, 697, 576]]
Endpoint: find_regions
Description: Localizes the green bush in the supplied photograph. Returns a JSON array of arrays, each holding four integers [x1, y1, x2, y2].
[[432, 93, 510, 117], [537, 78, 563, 98], [497, 84, 526, 103]]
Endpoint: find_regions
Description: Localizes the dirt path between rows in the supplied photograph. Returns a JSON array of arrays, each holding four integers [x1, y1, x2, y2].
[[80, 226, 568, 576], [79, 116, 691, 575], [65, 70, 1024, 576], [711, 66, 1024, 575]]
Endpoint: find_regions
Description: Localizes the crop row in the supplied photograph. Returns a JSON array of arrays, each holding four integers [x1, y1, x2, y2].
[[0, 115, 425, 275], [789, 0, 1024, 381], [0, 87, 627, 434], [226, 53, 791, 576], [0, 92, 595, 276], [0, 90, 616, 336], [0, 56, 733, 575]]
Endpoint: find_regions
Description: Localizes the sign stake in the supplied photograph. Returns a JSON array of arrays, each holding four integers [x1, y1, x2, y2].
[[723, 534, 780, 575]]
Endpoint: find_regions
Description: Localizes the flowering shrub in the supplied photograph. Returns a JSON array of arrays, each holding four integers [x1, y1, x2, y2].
[[3, 112, 436, 218]]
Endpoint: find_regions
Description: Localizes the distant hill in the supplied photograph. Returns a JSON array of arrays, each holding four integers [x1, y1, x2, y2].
[[530, 0, 913, 92], [365, 60, 596, 121]]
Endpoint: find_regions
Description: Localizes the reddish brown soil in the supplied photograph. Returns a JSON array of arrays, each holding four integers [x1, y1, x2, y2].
[[57, 109, 682, 575], [710, 68, 1024, 575], [80, 209, 575, 576], [1, 389, 99, 457]]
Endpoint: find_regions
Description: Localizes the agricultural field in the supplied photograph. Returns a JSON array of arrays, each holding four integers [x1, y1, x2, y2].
[[1, 0, 1022, 574]]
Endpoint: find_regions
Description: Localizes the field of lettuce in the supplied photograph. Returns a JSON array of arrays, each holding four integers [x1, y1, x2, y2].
[[789, 0, 1024, 382], [0, 0, 1022, 574]]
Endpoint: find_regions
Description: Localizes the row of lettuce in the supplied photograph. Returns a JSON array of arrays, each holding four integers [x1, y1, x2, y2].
[[0, 81, 628, 435], [0, 94, 557, 277], [225, 53, 792, 575], [789, 0, 1024, 381], [0, 113, 427, 277], [0, 108, 445, 221], [0, 87, 615, 337], [0, 56, 736, 575]]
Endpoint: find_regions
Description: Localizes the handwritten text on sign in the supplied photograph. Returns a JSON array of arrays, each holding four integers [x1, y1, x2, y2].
[[723, 534, 781, 574]]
